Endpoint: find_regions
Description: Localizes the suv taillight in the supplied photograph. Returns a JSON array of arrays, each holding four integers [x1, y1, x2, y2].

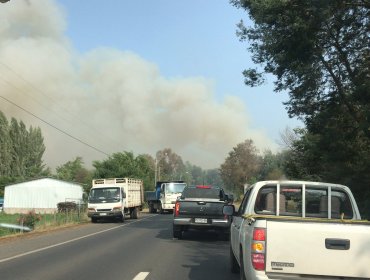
[[251, 228, 266, 271], [174, 201, 180, 216]]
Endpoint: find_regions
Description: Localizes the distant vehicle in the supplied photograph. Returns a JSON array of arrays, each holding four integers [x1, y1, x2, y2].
[[0, 198, 3, 212], [224, 180, 370, 280], [145, 181, 186, 213], [173, 185, 233, 240], [87, 178, 144, 223]]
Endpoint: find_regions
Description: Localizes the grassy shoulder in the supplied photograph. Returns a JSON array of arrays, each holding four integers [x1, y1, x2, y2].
[[0, 211, 89, 238]]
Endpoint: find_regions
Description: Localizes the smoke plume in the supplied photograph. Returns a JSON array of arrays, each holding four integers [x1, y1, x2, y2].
[[0, 0, 275, 169]]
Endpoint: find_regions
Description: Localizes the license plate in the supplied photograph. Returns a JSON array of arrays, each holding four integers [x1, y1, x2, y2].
[[195, 218, 207, 224], [99, 213, 107, 216]]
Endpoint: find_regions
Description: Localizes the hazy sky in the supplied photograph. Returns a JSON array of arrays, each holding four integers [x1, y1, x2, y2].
[[0, 0, 301, 170]]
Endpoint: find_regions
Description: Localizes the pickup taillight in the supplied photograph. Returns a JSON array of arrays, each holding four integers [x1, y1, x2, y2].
[[174, 201, 180, 216], [251, 228, 266, 271]]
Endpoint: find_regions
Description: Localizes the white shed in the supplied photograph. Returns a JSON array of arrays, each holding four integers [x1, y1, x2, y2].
[[4, 178, 83, 214]]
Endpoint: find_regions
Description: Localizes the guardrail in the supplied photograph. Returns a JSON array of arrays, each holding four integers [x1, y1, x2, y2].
[[0, 223, 32, 232]]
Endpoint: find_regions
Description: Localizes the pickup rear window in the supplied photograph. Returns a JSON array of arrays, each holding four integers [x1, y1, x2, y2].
[[254, 184, 354, 219], [182, 187, 222, 199]]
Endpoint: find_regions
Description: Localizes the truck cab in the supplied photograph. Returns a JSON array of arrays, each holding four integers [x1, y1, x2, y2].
[[159, 181, 186, 213], [146, 181, 186, 213]]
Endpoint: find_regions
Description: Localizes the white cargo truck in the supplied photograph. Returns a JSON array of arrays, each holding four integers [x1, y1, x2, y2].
[[87, 178, 144, 223]]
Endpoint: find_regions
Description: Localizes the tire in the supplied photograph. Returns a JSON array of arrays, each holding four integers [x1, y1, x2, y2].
[[173, 225, 182, 239], [91, 217, 97, 223], [149, 204, 154, 213], [150, 204, 157, 213], [132, 207, 139, 219], [119, 212, 125, 223], [230, 246, 239, 273], [240, 248, 246, 280], [159, 203, 164, 214]]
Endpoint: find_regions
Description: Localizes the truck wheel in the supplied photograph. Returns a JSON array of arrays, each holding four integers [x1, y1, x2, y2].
[[230, 246, 239, 273], [91, 217, 97, 223], [132, 207, 139, 219], [119, 213, 125, 223], [240, 248, 246, 280], [173, 225, 182, 239], [149, 203, 156, 213], [159, 203, 164, 214]]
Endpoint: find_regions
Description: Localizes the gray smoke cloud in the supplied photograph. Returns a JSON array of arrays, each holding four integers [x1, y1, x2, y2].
[[0, 0, 276, 169]]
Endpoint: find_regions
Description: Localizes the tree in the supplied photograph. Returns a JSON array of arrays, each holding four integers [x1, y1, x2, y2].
[[156, 148, 186, 181], [93, 151, 154, 191], [204, 169, 224, 188], [220, 139, 261, 195], [8, 118, 47, 178], [9, 118, 25, 177], [0, 111, 11, 177], [232, 0, 370, 218], [24, 126, 47, 177], [259, 150, 286, 180], [56, 157, 92, 192], [231, 0, 369, 128]]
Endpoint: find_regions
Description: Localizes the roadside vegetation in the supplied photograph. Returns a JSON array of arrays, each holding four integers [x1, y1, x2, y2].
[[0, 211, 89, 238]]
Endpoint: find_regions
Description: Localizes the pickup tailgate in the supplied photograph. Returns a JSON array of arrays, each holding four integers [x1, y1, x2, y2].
[[178, 199, 224, 218], [265, 220, 370, 278]]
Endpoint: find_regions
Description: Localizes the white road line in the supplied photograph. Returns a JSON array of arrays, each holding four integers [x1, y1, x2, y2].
[[133, 272, 150, 280], [0, 215, 157, 264]]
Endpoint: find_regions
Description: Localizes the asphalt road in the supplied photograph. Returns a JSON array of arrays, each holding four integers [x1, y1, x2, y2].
[[0, 213, 239, 280]]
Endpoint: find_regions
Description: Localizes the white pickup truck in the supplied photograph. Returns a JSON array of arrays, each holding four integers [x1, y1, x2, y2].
[[224, 180, 370, 280]]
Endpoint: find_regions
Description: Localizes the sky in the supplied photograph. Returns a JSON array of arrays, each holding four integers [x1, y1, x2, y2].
[[0, 0, 301, 170]]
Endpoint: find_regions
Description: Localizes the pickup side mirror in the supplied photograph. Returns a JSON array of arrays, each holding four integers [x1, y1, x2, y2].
[[223, 205, 235, 216]]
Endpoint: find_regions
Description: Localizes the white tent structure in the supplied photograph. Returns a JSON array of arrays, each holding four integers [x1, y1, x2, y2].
[[4, 178, 83, 214]]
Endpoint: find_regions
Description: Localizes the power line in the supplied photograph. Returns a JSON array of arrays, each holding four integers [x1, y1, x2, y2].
[[0, 94, 110, 157], [0, 62, 122, 149]]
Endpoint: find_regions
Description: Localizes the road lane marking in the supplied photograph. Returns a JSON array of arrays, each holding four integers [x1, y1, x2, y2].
[[0, 215, 157, 264], [133, 272, 150, 280]]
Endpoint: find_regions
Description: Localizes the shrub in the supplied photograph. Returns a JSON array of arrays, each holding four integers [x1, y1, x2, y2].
[[57, 202, 77, 213], [18, 210, 41, 229]]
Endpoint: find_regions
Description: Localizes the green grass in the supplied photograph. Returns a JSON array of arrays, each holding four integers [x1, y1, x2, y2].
[[0, 213, 22, 237], [0, 211, 89, 237]]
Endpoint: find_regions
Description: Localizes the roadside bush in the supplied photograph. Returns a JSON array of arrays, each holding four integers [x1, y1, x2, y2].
[[57, 202, 77, 213], [17, 210, 41, 229]]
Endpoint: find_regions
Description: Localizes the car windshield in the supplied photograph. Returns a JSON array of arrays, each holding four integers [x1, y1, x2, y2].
[[89, 187, 120, 203], [166, 183, 186, 194]]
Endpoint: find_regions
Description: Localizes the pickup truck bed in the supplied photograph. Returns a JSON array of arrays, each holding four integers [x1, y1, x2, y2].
[[226, 180, 370, 280], [256, 217, 370, 278]]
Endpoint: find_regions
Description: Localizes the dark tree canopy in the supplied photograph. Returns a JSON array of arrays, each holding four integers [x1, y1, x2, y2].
[[231, 0, 369, 130], [231, 0, 370, 217], [0, 113, 47, 179]]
